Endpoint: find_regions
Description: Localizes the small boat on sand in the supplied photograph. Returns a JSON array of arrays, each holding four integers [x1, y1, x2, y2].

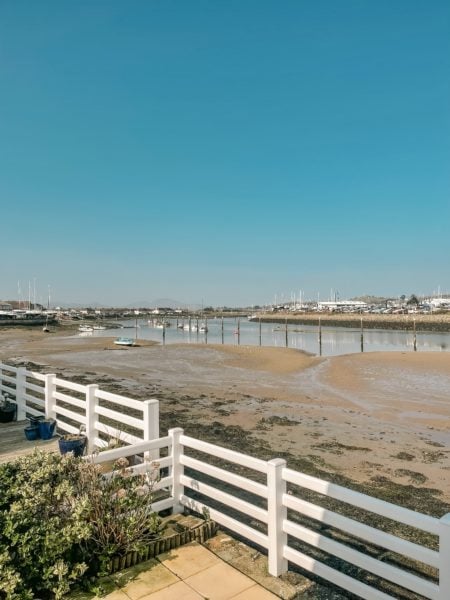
[[114, 337, 135, 346]]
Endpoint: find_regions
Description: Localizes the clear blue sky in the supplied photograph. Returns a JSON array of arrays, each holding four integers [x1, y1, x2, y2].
[[1, 1, 449, 307]]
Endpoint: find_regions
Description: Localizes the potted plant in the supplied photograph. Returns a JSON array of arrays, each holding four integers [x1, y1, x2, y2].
[[0, 394, 17, 423], [58, 426, 87, 457]]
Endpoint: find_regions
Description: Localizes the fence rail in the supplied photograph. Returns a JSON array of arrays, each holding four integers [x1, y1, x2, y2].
[[1, 362, 449, 599]]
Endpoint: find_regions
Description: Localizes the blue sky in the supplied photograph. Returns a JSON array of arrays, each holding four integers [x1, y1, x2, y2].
[[1, 1, 449, 307]]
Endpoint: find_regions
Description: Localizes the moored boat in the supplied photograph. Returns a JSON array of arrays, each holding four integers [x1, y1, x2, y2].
[[114, 337, 135, 346]]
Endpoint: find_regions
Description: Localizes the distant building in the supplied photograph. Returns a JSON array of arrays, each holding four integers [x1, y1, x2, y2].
[[317, 300, 367, 312], [0, 302, 13, 311]]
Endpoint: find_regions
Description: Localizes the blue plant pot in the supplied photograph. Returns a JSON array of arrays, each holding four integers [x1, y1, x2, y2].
[[58, 436, 87, 457], [29, 415, 45, 430], [24, 426, 40, 441], [38, 419, 56, 440]]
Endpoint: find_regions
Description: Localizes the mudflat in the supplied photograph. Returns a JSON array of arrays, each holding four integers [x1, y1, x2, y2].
[[2, 327, 450, 514]]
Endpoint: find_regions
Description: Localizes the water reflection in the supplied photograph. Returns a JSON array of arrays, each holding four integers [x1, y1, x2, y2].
[[86, 317, 450, 357]]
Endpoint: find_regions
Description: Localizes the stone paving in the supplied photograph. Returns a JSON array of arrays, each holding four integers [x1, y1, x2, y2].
[[70, 542, 279, 599]]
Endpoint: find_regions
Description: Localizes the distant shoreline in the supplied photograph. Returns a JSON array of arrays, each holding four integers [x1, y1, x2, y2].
[[251, 312, 450, 332]]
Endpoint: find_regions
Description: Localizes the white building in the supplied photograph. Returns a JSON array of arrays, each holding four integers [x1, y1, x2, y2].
[[317, 300, 367, 312]]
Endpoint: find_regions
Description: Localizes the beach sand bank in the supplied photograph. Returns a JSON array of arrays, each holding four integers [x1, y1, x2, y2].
[[1, 328, 450, 512]]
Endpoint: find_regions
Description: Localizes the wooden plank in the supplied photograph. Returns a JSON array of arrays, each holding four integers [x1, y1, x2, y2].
[[0, 421, 59, 464]]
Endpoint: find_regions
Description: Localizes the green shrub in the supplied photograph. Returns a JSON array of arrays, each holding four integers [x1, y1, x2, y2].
[[0, 451, 161, 599], [0, 451, 90, 599]]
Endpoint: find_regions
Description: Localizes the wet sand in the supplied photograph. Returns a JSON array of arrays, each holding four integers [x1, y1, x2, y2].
[[2, 328, 450, 511]]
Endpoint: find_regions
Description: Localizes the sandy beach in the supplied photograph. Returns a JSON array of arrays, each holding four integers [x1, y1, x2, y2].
[[1, 327, 450, 514]]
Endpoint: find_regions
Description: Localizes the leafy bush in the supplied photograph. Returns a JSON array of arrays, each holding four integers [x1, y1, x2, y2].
[[0, 451, 90, 599], [76, 456, 161, 573], [0, 451, 160, 599]]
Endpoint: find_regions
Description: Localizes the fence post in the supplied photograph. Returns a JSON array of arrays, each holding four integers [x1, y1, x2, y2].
[[169, 427, 184, 514], [439, 513, 450, 598], [15, 367, 27, 421], [44, 374, 57, 420], [85, 384, 99, 453], [267, 458, 288, 576], [143, 399, 159, 460]]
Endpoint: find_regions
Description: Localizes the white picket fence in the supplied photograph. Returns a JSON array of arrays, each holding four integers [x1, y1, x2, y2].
[[0, 362, 158, 452], [1, 362, 449, 599]]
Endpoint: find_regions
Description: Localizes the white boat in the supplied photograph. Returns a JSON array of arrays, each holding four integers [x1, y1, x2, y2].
[[92, 325, 106, 330], [79, 325, 93, 332], [114, 337, 135, 346], [199, 324, 208, 333], [152, 320, 171, 328]]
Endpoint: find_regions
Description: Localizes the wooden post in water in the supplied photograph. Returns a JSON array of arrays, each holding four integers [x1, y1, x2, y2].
[[318, 317, 322, 356], [237, 317, 240, 345], [162, 321, 166, 345], [135, 316, 138, 341], [221, 316, 224, 344], [196, 318, 199, 336], [285, 317, 288, 348], [259, 318, 262, 346], [360, 317, 364, 353], [189, 316, 191, 332], [413, 318, 417, 351], [205, 317, 208, 345]]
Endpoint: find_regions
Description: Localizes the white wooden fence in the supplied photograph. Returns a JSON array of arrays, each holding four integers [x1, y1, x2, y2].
[[0, 362, 159, 452], [1, 362, 449, 599], [90, 429, 448, 600]]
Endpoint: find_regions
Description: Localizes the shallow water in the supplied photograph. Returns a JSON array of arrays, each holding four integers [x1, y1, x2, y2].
[[85, 317, 450, 357]]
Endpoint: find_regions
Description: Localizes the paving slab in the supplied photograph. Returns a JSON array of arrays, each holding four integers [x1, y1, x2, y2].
[[111, 559, 179, 600], [204, 532, 308, 599], [184, 561, 256, 600], [158, 541, 220, 579], [139, 580, 204, 599]]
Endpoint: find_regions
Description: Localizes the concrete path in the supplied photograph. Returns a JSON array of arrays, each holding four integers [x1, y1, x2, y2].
[[70, 542, 278, 599]]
